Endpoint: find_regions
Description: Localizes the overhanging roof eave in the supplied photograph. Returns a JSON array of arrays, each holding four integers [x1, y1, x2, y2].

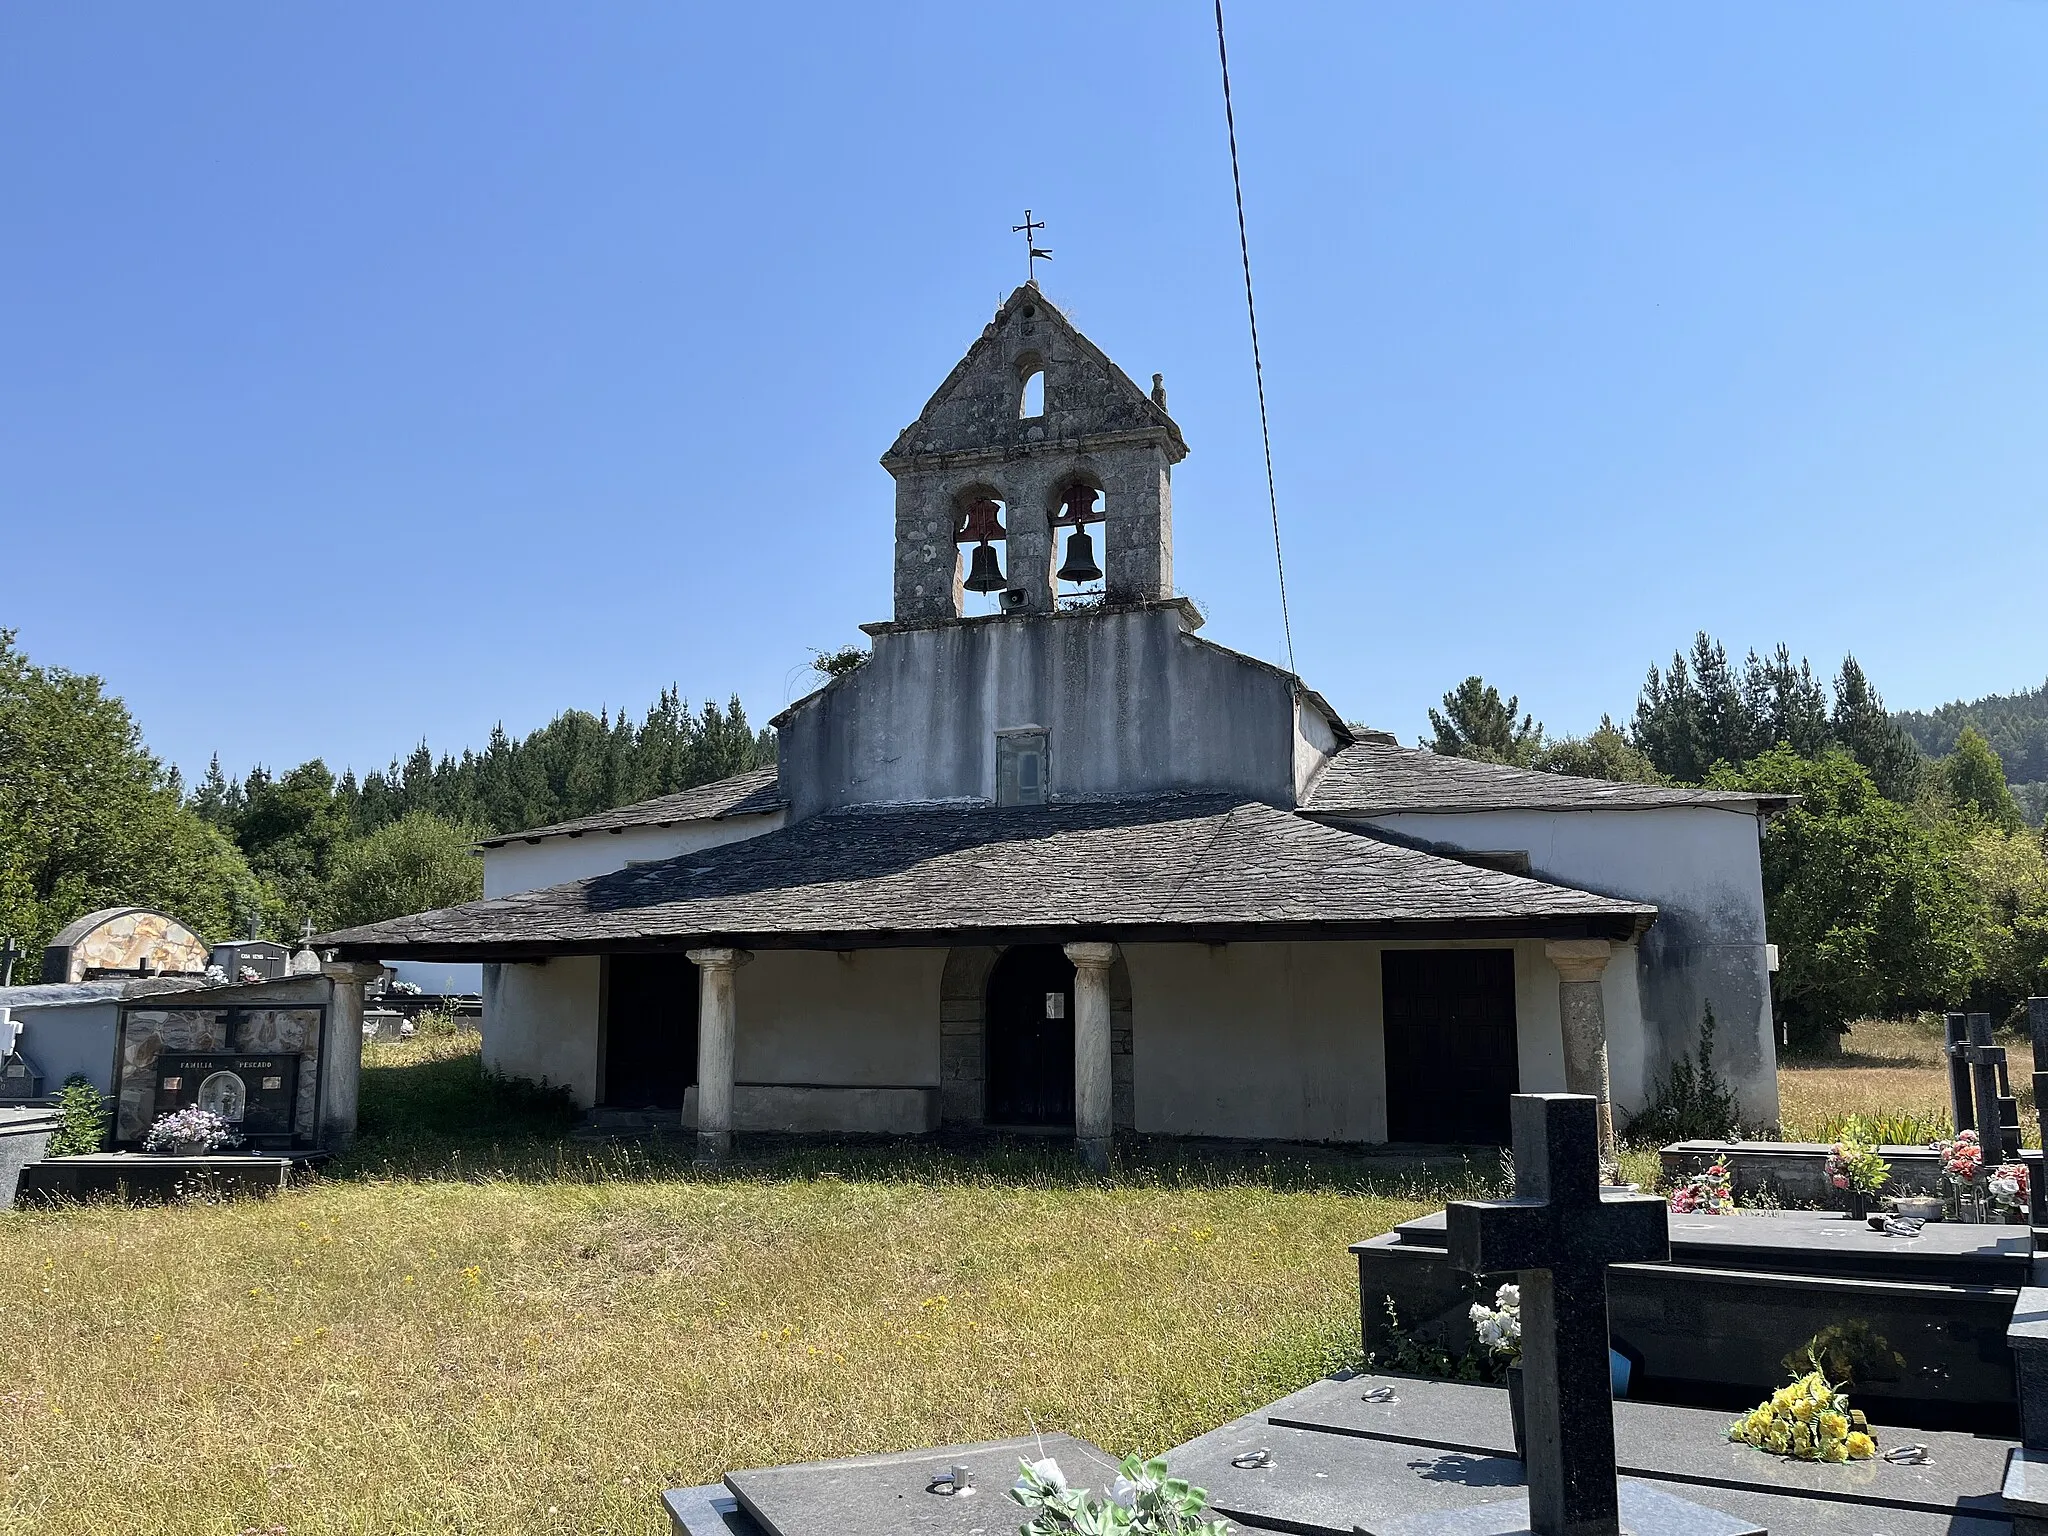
[[323, 908, 1654, 964]]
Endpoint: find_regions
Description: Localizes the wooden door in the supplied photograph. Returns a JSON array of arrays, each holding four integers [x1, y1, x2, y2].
[[603, 954, 699, 1110], [984, 945, 1076, 1127], [1382, 949, 1519, 1145]]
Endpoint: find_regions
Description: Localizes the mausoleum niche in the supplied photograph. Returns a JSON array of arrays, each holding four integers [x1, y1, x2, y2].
[[1049, 475, 1105, 601], [952, 484, 1009, 615]]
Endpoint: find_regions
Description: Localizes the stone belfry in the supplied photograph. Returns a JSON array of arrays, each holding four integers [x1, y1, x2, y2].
[[881, 283, 1187, 622]]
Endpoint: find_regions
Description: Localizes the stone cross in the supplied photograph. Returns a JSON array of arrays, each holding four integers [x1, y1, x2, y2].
[[0, 934, 18, 989], [1446, 1094, 1669, 1536]]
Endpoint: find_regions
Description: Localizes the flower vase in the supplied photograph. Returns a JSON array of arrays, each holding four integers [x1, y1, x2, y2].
[[1506, 1363, 1526, 1461], [1843, 1188, 1868, 1221], [171, 1138, 209, 1158]]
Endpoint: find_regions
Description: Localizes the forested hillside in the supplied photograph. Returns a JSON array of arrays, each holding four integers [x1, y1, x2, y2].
[[1427, 635, 2048, 1051], [0, 626, 777, 957], [1895, 678, 2048, 789]]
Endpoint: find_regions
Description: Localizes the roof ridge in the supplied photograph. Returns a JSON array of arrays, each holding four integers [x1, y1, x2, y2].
[[475, 765, 783, 848]]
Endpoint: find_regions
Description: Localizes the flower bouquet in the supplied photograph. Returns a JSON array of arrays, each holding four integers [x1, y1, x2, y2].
[[1011, 1454, 1227, 1536], [1989, 1160, 2031, 1222], [141, 1106, 241, 1156], [1934, 1130, 1986, 1221], [1669, 1162, 1735, 1215], [1728, 1369, 1877, 1463], [1469, 1283, 1525, 1456], [1822, 1120, 1888, 1218]]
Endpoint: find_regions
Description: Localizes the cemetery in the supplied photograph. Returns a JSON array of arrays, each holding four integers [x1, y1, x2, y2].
[[3, 1005, 2048, 1534]]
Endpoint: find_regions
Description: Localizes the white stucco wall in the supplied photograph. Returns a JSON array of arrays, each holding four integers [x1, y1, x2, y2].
[[1352, 805, 1777, 1124], [733, 949, 947, 1086], [481, 812, 785, 899], [481, 957, 602, 1106], [1119, 938, 1616, 1142], [776, 607, 1334, 817], [472, 936, 1650, 1143]]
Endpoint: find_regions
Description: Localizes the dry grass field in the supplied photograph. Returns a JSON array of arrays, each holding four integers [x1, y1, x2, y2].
[[1, 1018, 1994, 1535], [0, 1034, 1476, 1536], [1777, 1014, 2032, 1145]]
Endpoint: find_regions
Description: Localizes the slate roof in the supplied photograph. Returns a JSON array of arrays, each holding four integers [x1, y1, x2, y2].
[[474, 767, 785, 848], [1302, 741, 1791, 817], [321, 793, 1654, 960]]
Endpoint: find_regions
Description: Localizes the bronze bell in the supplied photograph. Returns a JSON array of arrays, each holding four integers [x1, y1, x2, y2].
[[1056, 526, 1102, 585], [964, 540, 1006, 593]]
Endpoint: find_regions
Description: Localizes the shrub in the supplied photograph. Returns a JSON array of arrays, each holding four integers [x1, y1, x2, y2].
[[1626, 1002, 1742, 1145], [46, 1074, 110, 1156]]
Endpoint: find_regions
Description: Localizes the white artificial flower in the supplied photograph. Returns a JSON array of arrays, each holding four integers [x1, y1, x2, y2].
[[1023, 1458, 1067, 1494], [1496, 1284, 1520, 1311]]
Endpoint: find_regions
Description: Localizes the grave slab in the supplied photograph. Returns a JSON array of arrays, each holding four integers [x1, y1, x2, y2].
[[662, 1484, 765, 1536], [1388, 1207, 2036, 1286], [15, 1152, 314, 1204], [1359, 1480, 1762, 1536], [1263, 1372, 2013, 1514], [721, 1433, 1110, 1536], [1163, 1374, 2017, 1536], [1359, 1211, 2031, 1428]]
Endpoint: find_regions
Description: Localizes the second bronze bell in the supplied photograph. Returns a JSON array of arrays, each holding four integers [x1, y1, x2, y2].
[[1056, 526, 1102, 585], [964, 541, 1006, 593]]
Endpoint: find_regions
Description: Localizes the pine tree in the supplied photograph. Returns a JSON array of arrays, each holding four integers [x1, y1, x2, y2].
[[1426, 677, 1543, 766], [1831, 657, 1924, 802]]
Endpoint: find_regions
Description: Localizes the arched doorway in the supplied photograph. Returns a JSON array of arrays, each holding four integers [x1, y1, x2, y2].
[[984, 944, 1075, 1127]]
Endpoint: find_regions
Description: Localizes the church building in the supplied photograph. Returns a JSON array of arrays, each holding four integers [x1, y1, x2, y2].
[[321, 285, 1786, 1161]]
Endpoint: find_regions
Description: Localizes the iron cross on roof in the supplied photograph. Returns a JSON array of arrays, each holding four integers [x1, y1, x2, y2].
[[1012, 209, 1051, 282], [1446, 1095, 1669, 1536]]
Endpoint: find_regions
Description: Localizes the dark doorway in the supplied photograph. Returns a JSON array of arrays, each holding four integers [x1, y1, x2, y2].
[[1382, 949, 1519, 1145], [984, 944, 1076, 1127], [603, 954, 699, 1109]]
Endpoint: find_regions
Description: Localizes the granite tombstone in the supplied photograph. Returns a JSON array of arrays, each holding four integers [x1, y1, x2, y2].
[[1412, 1092, 1756, 1536]]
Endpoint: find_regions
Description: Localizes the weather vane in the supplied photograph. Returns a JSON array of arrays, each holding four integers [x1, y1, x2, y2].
[[1012, 209, 1051, 282]]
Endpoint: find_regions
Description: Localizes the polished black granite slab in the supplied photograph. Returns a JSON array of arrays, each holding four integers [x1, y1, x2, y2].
[[712, 1434, 1108, 1536], [1385, 1207, 2037, 1287], [1161, 1372, 2017, 1536]]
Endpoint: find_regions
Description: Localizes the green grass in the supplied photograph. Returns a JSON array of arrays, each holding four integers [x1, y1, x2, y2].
[[1, 1035, 1495, 1536]]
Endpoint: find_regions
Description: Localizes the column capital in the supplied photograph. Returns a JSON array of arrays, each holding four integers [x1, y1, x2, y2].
[[1544, 939, 1613, 984], [686, 947, 752, 970], [320, 959, 387, 986], [1063, 941, 1117, 969]]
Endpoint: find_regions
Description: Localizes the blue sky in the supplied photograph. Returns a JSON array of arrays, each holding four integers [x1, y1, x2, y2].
[[4, 3, 2045, 784]]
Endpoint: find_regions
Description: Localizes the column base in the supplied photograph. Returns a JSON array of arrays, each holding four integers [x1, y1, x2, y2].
[[1077, 1135, 1110, 1174], [696, 1129, 732, 1163]]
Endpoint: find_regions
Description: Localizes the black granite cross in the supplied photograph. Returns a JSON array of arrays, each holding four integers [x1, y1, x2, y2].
[[1959, 1013, 2020, 1158], [0, 934, 18, 988], [1446, 1094, 1668, 1536]]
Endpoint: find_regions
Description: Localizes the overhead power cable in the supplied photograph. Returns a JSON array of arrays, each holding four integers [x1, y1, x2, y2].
[[1214, 0, 1297, 678]]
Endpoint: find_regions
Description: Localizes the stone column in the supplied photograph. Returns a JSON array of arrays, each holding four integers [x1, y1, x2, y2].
[[318, 960, 385, 1152], [688, 948, 749, 1161], [1545, 941, 1616, 1174], [1065, 942, 1116, 1172]]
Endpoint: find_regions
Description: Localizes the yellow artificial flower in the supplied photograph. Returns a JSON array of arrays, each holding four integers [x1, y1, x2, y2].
[[1821, 1441, 1849, 1463], [1818, 1412, 1847, 1439], [1790, 1398, 1816, 1423], [1845, 1432, 1876, 1459]]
